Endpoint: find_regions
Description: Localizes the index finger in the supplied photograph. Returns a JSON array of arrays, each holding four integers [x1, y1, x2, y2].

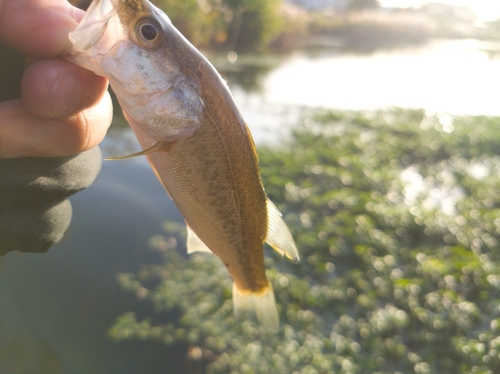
[[0, 0, 84, 59]]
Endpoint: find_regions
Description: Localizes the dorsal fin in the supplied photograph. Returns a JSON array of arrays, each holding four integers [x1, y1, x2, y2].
[[265, 198, 299, 262]]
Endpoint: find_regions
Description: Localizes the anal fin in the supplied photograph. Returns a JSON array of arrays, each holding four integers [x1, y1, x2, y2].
[[265, 198, 300, 262], [186, 225, 212, 254]]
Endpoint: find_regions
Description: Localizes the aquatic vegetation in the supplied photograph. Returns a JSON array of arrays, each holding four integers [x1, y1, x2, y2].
[[110, 108, 500, 373]]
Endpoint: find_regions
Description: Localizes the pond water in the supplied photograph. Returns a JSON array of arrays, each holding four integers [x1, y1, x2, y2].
[[228, 38, 500, 143], [2, 38, 500, 373]]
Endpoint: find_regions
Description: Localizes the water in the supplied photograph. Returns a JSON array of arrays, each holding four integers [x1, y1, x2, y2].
[[3, 38, 500, 373], [229, 39, 500, 143]]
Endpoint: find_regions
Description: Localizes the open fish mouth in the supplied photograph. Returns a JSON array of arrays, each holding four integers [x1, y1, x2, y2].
[[69, 0, 118, 51]]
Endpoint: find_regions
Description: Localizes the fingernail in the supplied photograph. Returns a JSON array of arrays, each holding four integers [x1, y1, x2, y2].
[[49, 73, 80, 117], [71, 7, 86, 23], [1, 112, 42, 158]]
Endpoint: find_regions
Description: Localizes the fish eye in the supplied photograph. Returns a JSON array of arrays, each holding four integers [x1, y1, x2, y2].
[[134, 17, 163, 50], [141, 24, 158, 41]]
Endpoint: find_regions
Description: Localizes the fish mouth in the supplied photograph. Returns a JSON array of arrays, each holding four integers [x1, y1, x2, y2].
[[69, 0, 118, 51]]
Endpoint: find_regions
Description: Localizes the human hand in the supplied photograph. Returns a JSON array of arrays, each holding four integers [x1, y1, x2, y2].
[[0, 0, 113, 255], [0, 0, 112, 158]]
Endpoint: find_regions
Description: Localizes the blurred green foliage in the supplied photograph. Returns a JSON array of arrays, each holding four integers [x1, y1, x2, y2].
[[152, 0, 284, 52], [110, 108, 500, 373], [73, 0, 500, 53], [347, 0, 380, 11]]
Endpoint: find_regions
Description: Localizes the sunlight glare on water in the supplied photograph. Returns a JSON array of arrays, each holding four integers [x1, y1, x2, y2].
[[230, 39, 500, 144], [253, 40, 500, 117], [379, 0, 500, 22]]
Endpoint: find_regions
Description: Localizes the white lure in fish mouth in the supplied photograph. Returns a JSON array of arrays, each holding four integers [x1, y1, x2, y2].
[[68, 0, 119, 52]]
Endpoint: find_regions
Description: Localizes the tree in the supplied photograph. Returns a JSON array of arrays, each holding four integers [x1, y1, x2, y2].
[[153, 0, 284, 52], [152, 0, 226, 47], [348, 0, 380, 10], [221, 0, 284, 52]]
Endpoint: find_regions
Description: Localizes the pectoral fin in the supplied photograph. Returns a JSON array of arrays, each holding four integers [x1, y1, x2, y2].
[[265, 198, 300, 262], [186, 225, 212, 254], [105, 140, 176, 160]]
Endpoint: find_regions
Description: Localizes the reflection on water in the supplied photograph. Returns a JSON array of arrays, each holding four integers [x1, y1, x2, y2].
[[225, 39, 500, 143], [215, 55, 279, 93]]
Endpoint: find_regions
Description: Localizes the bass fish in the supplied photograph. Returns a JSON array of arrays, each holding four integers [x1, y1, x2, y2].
[[65, 0, 299, 330]]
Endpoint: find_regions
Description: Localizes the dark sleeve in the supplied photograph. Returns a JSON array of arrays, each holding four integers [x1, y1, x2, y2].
[[0, 147, 102, 255], [0, 44, 103, 256]]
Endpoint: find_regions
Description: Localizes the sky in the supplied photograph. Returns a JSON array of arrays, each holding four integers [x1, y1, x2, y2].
[[378, 0, 500, 21]]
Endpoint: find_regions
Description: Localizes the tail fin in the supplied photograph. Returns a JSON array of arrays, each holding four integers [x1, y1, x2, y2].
[[232, 283, 279, 330]]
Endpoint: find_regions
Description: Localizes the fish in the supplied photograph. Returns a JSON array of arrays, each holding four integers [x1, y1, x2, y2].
[[65, 0, 299, 330]]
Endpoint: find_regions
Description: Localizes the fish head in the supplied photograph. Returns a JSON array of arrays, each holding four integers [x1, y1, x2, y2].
[[66, 0, 204, 141]]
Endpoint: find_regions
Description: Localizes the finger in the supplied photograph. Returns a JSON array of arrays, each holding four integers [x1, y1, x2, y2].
[[21, 58, 109, 119], [0, 0, 84, 59], [0, 94, 112, 158]]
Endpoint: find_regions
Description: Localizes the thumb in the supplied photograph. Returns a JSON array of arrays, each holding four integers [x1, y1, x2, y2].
[[0, 0, 84, 58]]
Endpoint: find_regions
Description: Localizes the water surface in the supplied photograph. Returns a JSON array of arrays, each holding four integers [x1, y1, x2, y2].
[[229, 39, 500, 143]]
